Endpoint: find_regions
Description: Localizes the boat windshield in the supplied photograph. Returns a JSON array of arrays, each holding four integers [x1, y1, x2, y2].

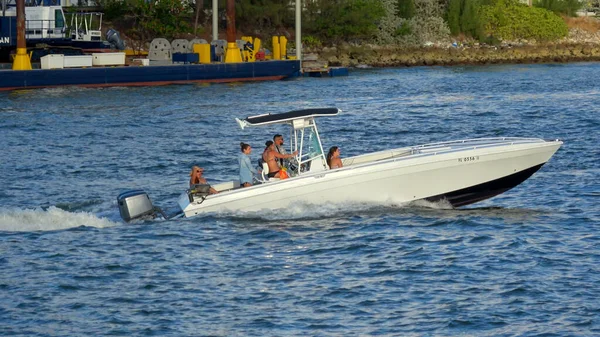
[[306, 128, 322, 157], [236, 110, 335, 176], [294, 124, 327, 174]]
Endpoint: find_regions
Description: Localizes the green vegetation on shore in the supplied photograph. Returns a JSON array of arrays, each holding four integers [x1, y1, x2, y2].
[[94, 0, 589, 49], [480, 0, 569, 41]]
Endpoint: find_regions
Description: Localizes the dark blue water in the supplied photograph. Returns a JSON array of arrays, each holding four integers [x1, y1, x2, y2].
[[1, 63, 599, 336]]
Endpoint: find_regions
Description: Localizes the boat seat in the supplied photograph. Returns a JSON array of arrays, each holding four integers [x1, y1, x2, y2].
[[212, 180, 240, 192], [261, 162, 279, 182]]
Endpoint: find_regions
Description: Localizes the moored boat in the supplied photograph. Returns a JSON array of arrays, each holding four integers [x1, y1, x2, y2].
[[0, 59, 301, 91]]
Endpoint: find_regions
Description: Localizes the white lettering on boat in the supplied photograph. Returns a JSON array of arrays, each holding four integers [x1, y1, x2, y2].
[[0, 37, 9, 44]]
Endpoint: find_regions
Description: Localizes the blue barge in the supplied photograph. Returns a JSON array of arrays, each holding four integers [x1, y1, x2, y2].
[[0, 60, 301, 91]]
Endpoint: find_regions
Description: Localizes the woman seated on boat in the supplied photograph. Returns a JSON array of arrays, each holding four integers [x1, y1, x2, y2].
[[327, 146, 343, 169], [263, 140, 297, 178], [189, 166, 218, 194], [238, 142, 258, 187]]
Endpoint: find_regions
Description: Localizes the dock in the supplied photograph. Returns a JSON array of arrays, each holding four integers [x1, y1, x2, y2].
[[302, 54, 349, 77]]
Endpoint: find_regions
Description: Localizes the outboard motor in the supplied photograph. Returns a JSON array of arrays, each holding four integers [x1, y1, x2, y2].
[[106, 29, 125, 50], [117, 190, 164, 222]]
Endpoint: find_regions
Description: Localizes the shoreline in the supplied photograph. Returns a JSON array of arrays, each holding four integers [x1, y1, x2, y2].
[[311, 43, 600, 68]]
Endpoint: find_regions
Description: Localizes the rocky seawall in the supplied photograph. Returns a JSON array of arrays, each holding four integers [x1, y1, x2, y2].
[[314, 43, 600, 67]]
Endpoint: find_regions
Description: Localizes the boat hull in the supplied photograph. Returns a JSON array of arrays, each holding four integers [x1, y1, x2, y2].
[[179, 139, 562, 216], [425, 163, 544, 207], [0, 60, 301, 91]]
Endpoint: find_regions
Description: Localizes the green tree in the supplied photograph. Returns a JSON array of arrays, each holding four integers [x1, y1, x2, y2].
[[460, 0, 483, 39], [534, 0, 583, 17], [446, 0, 484, 39], [480, 0, 569, 41], [397, 0, 416, 18], [377, 0, 403, 43], [447, 0, 461, 35], [412, 0, 451, 42], [378, 0, 450, 45], [304, 0, 386, 42], [96, 0, 130, 21], [235, 0, 293, 30], [131, 0, 191, 39]]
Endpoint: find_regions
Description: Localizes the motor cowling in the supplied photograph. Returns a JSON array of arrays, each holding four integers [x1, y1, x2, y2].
[[106, 29, 125, 50], [117, 190, 156, 222]]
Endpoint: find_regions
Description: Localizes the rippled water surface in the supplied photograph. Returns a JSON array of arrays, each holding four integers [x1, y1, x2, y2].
[[1, 63, 599, 336]]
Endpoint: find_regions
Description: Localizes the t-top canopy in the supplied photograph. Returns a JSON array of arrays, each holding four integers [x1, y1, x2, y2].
[[236, 108, 341, 129]]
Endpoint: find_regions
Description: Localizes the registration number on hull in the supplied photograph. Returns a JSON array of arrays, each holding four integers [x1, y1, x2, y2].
[[458, 156, 480, 163]]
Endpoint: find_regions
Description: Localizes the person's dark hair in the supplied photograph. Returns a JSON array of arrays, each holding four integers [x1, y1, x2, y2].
[[327, 146, 338, 168], [273, 134, 282, 141], [240, 142, 250, 152], [265, 140, 273, 149]]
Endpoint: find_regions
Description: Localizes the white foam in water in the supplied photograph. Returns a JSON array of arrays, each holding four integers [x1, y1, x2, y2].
[[0, 206, 118, 232], [38, 86, 92, 96], [214, 198, 454, 221], [409, 199, 455, 210], [211, 200, 375, 221]]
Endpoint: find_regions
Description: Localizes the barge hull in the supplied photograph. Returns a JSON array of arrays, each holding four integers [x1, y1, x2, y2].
[[0, 60, 301, 91]]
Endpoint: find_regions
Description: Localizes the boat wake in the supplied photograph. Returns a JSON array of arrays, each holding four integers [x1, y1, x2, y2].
[[0, 206, 118, 232], [209, 199, 455, 221]]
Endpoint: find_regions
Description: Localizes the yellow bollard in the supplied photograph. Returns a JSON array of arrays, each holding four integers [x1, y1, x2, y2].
[[12, 47, 32, 70], [225, 42, 242, 63], [279, 36, 287, 60], [272, 36, 280, 60], [193, 43, 211, 64], [251, 38, 261, 62]]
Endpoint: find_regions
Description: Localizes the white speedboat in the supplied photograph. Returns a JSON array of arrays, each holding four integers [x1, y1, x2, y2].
[[117, 108, 562, 221]]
